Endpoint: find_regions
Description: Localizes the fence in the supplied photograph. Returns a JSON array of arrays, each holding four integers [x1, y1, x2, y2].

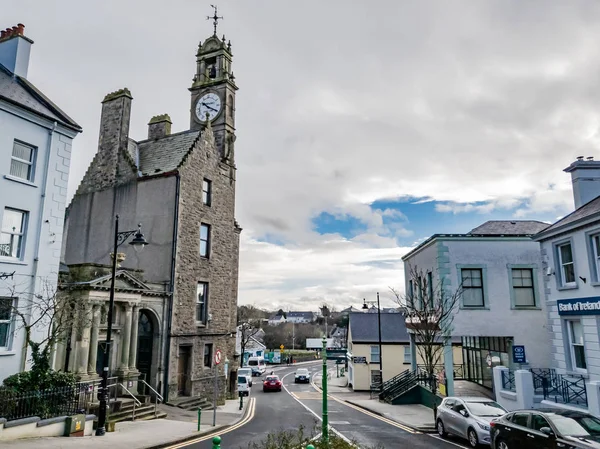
[[416, 364, 464, 380], [530, 368, 587, 407], [0, 384, 88, 422], [501, 370, 515, 391]]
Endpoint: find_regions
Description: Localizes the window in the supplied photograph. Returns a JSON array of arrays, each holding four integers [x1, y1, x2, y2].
[[417, 276, 423, 309], [592, 235, 600, 281], [512, 268, 535, 307], [403, 345, 411, 364], [0, 297, 13, 349], [370, 369, 382, 387], [408, 280, 414, 308], [370, 345, 380, 363], [568, 320, 587, 371], [10, 141, 35, 181], [427, 271, 434, 308], [461, 268, 484, 307], [200, 224, 210, 258], [558, 242, 576, 286], [203, 343, 213, 367], [202, 179, 212, 206], [531, 414, 551, 432], [0, 208, 27, 258], [197, 282, 208, 323], [512, 413, 530, 427]]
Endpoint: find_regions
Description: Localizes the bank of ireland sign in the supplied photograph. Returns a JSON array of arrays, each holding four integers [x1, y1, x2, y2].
[[557, 297, 600, 316]]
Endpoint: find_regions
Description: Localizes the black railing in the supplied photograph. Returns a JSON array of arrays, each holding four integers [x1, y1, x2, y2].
[[379, 368, 438, 404], [530, 368, 587, 407], [501, 370, 515, 391], [417, 364, 464, 380], [0, 385, 88, 422]]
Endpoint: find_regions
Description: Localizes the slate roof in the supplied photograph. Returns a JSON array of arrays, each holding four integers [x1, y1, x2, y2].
[[468, 220, 549, 235], [137, 130, 200, 177], [349, 312, 410, 343], [534, 195, 600, 240], [0, 64, 81, 131], [287, 311, 315, 319]]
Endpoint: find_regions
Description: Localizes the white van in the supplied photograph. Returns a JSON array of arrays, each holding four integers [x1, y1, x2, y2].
[[237, 375, 250, 396], [247, 357, 267, 376]]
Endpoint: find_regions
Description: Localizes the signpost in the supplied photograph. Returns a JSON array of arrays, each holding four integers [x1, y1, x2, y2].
[[512, 345, 526, 365], [213, 349, 222, 426]]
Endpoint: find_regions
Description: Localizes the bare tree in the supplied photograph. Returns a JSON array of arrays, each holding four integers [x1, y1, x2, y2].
[[390, 265, 462, 383], [237, 305, 263, 366]]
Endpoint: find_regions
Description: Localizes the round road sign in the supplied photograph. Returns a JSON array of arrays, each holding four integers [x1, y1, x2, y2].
[[214, 349, 223, 365], [486, 353, 492, 367]]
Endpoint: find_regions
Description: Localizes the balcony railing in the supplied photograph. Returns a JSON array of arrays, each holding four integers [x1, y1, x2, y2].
[[417, 364, 464, 380]]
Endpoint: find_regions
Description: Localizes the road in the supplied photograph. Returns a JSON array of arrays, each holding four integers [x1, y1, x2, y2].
[[164, 362, 472, 449]]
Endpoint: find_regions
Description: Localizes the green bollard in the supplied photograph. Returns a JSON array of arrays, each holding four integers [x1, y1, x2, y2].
[[197, 407, 202, 431], [337, 364, 339, 378], [307, 445, 315, 449], [212, 436, 221, 449], [239, 393, 243, 410]]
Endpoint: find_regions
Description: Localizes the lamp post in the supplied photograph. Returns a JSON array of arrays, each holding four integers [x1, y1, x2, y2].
[[363, 292, 382, 391], [321, 335, 328, 445], [96, 215, 148, 436]]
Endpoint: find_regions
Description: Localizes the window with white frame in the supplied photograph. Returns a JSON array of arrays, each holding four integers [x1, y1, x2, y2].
[[200, 224, 210, 258], [461, 268, 484, 307], [0, 297, 13, 349], [592, 235, 600, 281], [10, 141, 36, 182], [427, 271, 434, 308], [370, 369, 382, 387], [202, 179, 212, 206], [403, 345, 411, 364], [196, 282, 208, 323], [511, 268, 536, 307], [0, 208, 27, 258], [408, 280, 414, 308], [567, 320, 587, 371], [558, 242, 576, 286], [370, 345, 380, 363]]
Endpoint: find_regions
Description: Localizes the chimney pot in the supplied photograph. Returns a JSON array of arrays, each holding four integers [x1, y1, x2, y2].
[[588, 157, 594, 161], [577, 156, 584, 161], [16, 24, 24, 35], [5, 28, 12, 37], [11, 26, 18, 34], [1, 31, 5, 39]]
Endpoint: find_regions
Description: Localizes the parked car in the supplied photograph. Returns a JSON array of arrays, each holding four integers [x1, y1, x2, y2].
[[263, 375, 282, 392], [436, 396, 507, 447], [490, 408, 600, 449], [237, 375, 250, 396], [294, 368, 310, 384], [238, 367, 253, 386], [247, 357, 267, 376]]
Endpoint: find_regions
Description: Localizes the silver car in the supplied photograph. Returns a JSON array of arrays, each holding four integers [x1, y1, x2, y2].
[[436, 396, 507, 447]]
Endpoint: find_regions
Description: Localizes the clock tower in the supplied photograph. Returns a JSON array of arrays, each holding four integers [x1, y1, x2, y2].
[[189, 29, 238, 163]]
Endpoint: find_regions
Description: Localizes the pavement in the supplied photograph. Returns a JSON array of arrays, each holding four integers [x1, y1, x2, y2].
[[2, 397, 252, 449]]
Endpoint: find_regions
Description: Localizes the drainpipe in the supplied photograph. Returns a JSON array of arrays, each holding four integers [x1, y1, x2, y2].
[[162, 173, 180, 401], [20, 121, 57, 371]]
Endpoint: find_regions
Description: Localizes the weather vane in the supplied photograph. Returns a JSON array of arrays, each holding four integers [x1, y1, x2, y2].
[[207, 4, 223, 36]]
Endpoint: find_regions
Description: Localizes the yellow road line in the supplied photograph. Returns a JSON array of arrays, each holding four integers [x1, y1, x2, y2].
[[164, 397, 256, 448], [311, 375, 420, 434]]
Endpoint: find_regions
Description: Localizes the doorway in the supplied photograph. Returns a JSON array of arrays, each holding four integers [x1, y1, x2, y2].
[[178, 346, 192, 396], [136, 311, 154, 385]]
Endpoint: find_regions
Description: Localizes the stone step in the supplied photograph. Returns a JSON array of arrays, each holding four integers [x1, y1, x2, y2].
[[109, 404, 158, 422], [166, 396, 214, 410]]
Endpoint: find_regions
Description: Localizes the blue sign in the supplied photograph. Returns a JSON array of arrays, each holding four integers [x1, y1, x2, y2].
[[557, 297, 600, 316], [513, 345, 526, 364]]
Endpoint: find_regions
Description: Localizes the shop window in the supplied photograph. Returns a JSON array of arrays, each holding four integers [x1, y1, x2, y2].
[[567, 320, 587, 372]]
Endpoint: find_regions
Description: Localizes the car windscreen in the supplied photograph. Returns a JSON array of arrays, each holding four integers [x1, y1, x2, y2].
[[549, 414, 600, 437], [297, 369, 308, 375], [238, 376, 247, 383], [465, 401, 506, 417], [238, 369, 251, 375], [265, 376, 278, 382], [248, 360, 258, 366]]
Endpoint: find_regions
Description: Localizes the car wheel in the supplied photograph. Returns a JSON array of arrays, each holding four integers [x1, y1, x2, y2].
[[436, 419, 447, 438], [467, 428, 479, 448], [496, 440, 508, 449]]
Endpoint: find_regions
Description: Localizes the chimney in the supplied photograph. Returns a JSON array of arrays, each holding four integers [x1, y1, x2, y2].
[[147, 114, 172, 140], [564, 157, 600, 209], [0, 23, 33, 78]]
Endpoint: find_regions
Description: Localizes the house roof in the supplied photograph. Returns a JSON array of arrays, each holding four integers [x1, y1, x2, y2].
[[287, 311, 315, 319], [137, 130, 200, 177], [268, 314, 285, 321], [468, 220, 549, 235], [0, 64, 81, 131], [534, 195, 600, 240], [349, 312, 410, 343]]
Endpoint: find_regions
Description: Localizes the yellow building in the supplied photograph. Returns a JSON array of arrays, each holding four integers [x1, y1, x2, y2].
[[347, 312, 462, 391]]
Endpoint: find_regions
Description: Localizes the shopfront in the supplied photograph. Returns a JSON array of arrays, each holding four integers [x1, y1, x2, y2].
[[461, 336, 512, 389]]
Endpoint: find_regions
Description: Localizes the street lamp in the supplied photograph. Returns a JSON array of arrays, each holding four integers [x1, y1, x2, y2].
[[96, 215, 148, 436], [363, 292, 382, 391]]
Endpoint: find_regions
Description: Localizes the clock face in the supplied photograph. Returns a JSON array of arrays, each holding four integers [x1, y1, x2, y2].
[[195, 93, 222, 122]]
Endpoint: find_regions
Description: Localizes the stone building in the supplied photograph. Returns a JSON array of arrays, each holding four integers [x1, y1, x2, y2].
[[59, 27, 241, 404]]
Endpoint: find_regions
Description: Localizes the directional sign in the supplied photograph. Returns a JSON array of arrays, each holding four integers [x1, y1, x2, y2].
[[486, 354, 492, 367], [352, 356, 367, 364], [214, 349, 223, 365], [512, 345, 526, 364], [280, 344, 284, 350]]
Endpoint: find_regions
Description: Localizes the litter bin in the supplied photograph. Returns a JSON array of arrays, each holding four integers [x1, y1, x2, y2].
[[64, 414, 86, 437]]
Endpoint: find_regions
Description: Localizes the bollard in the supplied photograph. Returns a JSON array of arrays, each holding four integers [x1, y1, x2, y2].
[[197, 407, 202, 432], [239, 393, 243, 410], [212, 436, 221, 449], [337, 364, 339, 378], [306, 445, 315, 449]]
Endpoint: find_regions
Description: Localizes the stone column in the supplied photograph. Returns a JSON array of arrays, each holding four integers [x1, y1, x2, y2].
[[443, 338, 455, 397], [76, 303, 92, 376], [129, 305, 140, 371], [87, 304, 101, 376], [119, 303, 133, 373], [409, 333, 418, 371]]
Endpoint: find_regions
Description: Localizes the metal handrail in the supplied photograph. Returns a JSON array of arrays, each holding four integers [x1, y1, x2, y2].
[[138, 379, 163, 418], [118, 383, 141, 421]]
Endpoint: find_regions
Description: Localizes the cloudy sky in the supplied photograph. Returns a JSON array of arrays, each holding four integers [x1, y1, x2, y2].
[[5, 0, 598, 311]]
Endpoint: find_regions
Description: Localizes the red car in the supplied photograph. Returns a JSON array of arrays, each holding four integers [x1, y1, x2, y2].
[[263, 375, 282, 392]]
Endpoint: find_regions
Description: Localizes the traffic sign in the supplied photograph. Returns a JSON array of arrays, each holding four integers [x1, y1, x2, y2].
[[486, 354, 492, 367], [214, 349, 223, 365], [280, 344, 284, 350], [512, 345, 526, 364]]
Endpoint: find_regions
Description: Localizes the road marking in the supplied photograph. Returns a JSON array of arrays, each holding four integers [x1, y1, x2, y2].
[[428, 434, 470, 448], [311, 373, 420, 434], [164, 397, 256, 448], [291, 392, 322, 400]]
